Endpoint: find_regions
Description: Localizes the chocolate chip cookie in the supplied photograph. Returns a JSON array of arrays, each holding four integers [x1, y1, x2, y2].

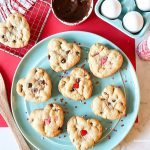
[[58, 68, 93, 101], [16, 68, 52, 103], [29, 103, 64, 137], [0, 13, 30, 48], [67, 116, 102, 150], [91, 85, 126, 120], [48, 38, 81, 72], [88, 43, 123, 78]]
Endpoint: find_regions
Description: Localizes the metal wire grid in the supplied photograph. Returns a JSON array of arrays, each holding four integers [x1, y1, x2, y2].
[[0, 0, 51, 58]]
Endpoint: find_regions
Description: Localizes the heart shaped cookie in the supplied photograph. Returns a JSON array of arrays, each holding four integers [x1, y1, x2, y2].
[[67, 116, 102, 150], [29, 103, 64, 137], [16, 68, 52, 103], [58, 68, 93, 101], [48, 38, 81, 72], [91, 85, 126, 120], [88, 43, 123, 78], [0, 13, 30, 48]]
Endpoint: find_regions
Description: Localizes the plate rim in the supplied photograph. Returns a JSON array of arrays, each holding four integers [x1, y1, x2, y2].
[[11, 30, 140, 150]]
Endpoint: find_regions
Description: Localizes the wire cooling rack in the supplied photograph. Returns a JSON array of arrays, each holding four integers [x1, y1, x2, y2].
[[0, 0, 51, 58]]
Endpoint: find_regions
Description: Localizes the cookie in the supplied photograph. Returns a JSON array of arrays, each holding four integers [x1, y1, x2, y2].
[[88, 43, 123, 78], [0, 13, 30, 48], [29, 103, 64, 137], [91, 85, 126, 120], [58, 68, 93, 101], [48, 38, 81, 72], [67, 116, 102, 150], [16, 68, 52, 103]]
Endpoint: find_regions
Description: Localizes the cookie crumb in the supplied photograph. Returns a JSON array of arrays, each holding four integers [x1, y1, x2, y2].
[[125, 80, 127, 83], [108, 135, 111, 140], [113, 129, 117, 132], [121, 124, 124, 127], [63, 71, 67, 74], [95, 81, 99, 85], [60, 98, 64, 102], [81, 64, 85, 68]]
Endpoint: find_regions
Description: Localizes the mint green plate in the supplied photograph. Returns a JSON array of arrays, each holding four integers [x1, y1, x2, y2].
[[95, 0, 150, 38], [11, 31, 140, 150]]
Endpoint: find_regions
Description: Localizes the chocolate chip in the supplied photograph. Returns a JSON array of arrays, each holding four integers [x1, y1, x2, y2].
[[100, 112, 103, 114], [108, 102, 111, 105], [101, 98, 105, 101], [71, 88, 75, 92], [28, 83, 32, 88], [118, 110, 121, 113], [66, 50, 70, 54], [112, 99, 116, 102], [13, 40, 16, 43], [120, 102, 123, 105], [39, 80, 45, 85], [32, 88, 38, 93], [76, 51, 80, 55], [48, 55, 50, 60], [20, 85, 23, 92], [58, 127, 62, 131], [104, 92, 108, 95], [50, 104, 53, 107], [2, 35, 4, 38], [61, 58, 66, 63], [76, 78, 80, 83], [30, 118, 34, 122]]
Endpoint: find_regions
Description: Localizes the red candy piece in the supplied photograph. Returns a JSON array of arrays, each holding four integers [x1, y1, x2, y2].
[[100, 56, 108, 65], [73, 83, 79, 89], [44, 117, 51, 125], [80, 129, 87, 136]]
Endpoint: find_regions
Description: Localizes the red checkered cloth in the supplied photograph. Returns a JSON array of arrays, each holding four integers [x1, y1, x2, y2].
[[0, 0, 51, 57], [0, 0, 37, 21]]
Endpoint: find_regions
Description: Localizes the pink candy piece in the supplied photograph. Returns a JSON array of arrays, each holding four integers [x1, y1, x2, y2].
[[100, 56, 108, 65], [44, 117, 51, 125], [137, 39, 150, 61]]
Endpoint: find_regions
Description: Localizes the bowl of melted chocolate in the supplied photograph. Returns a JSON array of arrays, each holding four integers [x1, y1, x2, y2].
[[52, 0, 93, 25]]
